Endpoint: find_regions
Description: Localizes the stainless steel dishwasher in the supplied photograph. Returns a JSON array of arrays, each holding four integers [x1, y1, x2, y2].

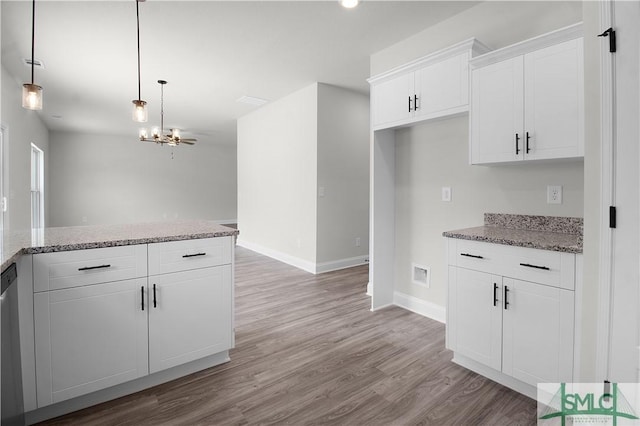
[[1, 263, 24, 426]]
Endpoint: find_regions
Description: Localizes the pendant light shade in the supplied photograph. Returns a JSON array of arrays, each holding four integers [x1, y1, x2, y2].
[[132, 99, 148, 122], [132, 0, 147, 122], [22, 0, 43, 110], [22, 83, 43, 110]]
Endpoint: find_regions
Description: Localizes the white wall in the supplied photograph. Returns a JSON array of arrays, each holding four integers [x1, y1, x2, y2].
[[370, 3, 584, 311], [237, 83, 319, 265], [1, 66, 50, 234], [237, 82, 370, 271], [48, 131, 237, 226], [316, 83, 369, 264]]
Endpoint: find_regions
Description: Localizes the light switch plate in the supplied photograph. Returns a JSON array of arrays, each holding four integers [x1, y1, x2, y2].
[[442, 187, 452, 202]]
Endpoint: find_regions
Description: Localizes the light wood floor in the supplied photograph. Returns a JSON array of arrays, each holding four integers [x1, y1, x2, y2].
[[41, 247, 536, 425]]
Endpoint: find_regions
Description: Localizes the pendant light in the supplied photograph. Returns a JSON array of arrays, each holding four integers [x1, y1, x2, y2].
[[22, 0, 43, 110], [131, 0, 147, 122]]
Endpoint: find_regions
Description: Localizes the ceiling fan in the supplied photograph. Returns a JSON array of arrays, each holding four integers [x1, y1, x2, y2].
[[138, 80, 197, 146]]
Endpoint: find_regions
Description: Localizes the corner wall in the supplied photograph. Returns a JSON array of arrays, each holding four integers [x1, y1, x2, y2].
[[237, 84, 319, 267], [316, 83, 369, 267], [237, 82, 370, 273]]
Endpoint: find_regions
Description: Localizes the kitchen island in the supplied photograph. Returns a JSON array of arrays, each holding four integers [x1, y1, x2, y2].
[[6, 221, 239, 424]]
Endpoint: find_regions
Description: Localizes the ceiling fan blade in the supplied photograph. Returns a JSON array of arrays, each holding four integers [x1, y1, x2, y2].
[[181, 140, 196, 145], [180, 138, 197, 142]]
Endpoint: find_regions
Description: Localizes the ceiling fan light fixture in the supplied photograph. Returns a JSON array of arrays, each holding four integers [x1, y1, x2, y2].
[[22, 83, 43, 110], [132, 99, 148, 122]]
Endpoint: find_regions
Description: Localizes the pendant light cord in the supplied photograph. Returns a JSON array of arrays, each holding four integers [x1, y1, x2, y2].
[[160, 82, 164, 138], [30, 0, 35, 84], [136, 0, 141, 100]]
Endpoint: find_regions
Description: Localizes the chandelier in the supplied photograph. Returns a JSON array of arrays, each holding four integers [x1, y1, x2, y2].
[[138, 80, 196, 146]]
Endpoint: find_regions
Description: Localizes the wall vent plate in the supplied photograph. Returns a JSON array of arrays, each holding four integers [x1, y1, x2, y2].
[[412, 263, 430, 288]]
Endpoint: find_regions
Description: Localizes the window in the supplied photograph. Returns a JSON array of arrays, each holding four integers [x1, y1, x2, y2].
[[31, 143, 44, 229]]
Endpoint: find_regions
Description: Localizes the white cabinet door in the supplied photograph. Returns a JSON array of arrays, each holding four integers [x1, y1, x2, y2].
[[502, 278, 574, 387], [523, 38, 584, 160], [449, 267, 502, 371], [371, 73, 414, 129], [415, 53, 468, 118], [34, 278, 148, 407], [148, 265, 233, 374], [470, 56, 524, 164]]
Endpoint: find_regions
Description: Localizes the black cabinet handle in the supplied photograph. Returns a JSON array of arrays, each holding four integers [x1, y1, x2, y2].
[[526, 132, 531, 154], [515, 133, 520, 155], [141, 286, 144, 311], [153, 284, 157, 308], [414, 95, 419, 110], [78, 264, 111, 271], [408, 96, 413, 112], [519, 262, 550, 271], [504, 286, 510, 310], [460, 253, 483, 259], [493, 283, 499, 307], [182, 252, 206, 258]]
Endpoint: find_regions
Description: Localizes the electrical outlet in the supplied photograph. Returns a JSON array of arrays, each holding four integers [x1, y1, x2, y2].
[[355, 237, 361, 247], [547, 185, 563, 204]]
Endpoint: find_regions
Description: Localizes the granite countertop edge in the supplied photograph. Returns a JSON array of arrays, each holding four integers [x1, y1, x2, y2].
[[1, 224, 240, 273], [442, 227, 582, 254]]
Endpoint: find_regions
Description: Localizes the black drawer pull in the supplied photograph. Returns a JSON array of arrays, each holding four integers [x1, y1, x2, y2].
[[460, 253, 483, 259], [408, 96, 413, 112], [153, 284, 157, 308], [526, 132, 531, 154], [414, 95, 419, 110], [504, 286, 510, 310], [182, 253, 206, 258], [519, 262, 550, 271], [515, 133, 520, 155], [493, 283, 498, 307], [78, 264, 111, 271], [141, 286, 145, 311]]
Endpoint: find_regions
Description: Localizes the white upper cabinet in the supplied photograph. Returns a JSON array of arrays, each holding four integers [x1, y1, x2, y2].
[[470, 23, 584, 165], [369, 38, 490, 131]]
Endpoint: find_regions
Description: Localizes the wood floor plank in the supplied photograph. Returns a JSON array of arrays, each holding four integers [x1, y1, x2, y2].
[[39, 246, 536, 425]]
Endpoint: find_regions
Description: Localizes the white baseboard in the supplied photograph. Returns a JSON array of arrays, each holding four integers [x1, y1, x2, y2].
[[393, 291, 446, 324], [236, 239, 316, 273], [237, 239, 369, 275], [315, 256, 368, 274]]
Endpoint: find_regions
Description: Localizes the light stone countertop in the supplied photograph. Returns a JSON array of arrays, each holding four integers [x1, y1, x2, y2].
[[1, 221, 239, 272], [442, 213, 583, 254]]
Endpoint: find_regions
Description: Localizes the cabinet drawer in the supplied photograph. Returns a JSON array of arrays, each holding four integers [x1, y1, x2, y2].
[[34, 245, 148, 292], [448, 239, 575, 290], [148, 237, 232, 276]]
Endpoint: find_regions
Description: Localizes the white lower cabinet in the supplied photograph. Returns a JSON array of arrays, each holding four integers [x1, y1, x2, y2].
[[446, 238, 577, 393], [149, 266, 232, 373], [32, 238, 234, 409], [34, 278, 149, 406]]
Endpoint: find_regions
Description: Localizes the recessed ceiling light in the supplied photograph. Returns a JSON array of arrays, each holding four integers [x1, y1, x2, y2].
[[340, 0, 359, 9], [237, 95, 268, 107], [23, 58, 44, 69]]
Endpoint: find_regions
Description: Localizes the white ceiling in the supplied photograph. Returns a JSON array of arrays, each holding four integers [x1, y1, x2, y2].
[[1, 1, 478, 144]]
